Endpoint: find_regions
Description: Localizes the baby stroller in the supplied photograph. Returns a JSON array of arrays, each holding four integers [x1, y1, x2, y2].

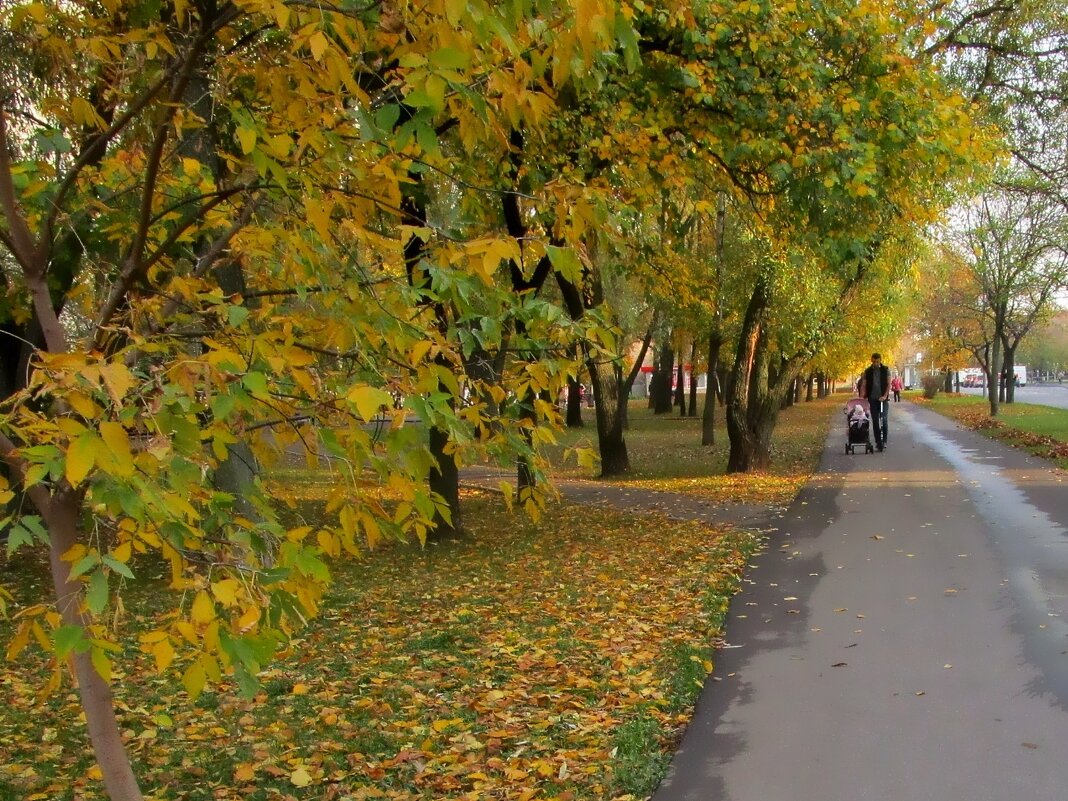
[[844, 398, 874, 454]]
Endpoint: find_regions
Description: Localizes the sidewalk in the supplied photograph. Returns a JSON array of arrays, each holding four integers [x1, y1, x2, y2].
[[459, 465, 786, 532], [651, 401, 1068, 801]]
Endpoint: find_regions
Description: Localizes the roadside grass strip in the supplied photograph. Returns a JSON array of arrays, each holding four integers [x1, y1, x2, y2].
[[915, 394, 1068, 468]]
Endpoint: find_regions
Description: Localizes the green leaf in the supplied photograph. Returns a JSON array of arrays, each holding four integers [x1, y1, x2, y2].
[[374, 104, 401, 133], [546, 245, 584, 284], [69, 553, 101, 580], [429, 47, 469, 70], [21, 515, 49, 544], [102, 556, 135, 579], [242, 371, 270, 400], [5, 519, 32, 555], [228, 305, 250, 327], [53, 624, 89, 660], [86, 569, 109, 615], [33, 128, 72, 155]]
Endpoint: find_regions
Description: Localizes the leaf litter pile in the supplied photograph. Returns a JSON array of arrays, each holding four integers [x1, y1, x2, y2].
[[0, 494, 760, 801]]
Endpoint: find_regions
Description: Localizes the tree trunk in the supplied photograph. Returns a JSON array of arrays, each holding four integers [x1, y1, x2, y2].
[[701, 328, 723, 446], [402, 160, 460, 537], [654, 345, 674, 414], [566, 376, 584, 427], [618, 328, 654, 432], [676, 357, 687, 416], [554, 263, 629, 475], [462, 344, 506, 437], [988, 315, 1003, 416], [590, 359, 629, 475], [726, 275, 788, 473], [688, 341, 699, 417], [1003, 343, 1017, 404], [428, 419, 461, 536], [516, 385, 543, 499], [46, 491, 144, 800]]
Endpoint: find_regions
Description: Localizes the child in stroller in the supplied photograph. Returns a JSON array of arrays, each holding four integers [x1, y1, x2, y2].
[[844, 398, 874, 454]]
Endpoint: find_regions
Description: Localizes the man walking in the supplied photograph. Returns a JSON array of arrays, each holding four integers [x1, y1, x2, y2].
[[860, 353, 890, 451]]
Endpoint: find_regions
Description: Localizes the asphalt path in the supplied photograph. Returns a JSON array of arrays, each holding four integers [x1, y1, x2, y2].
[[653, 400, 1068, 801], [957, 380, 1068, 410]]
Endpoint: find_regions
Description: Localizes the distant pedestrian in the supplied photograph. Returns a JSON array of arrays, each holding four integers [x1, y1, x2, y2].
[[890, 374, 903, 402], [859, 353, 890, 451]]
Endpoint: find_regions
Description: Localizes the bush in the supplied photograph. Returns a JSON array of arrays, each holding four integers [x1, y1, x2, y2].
[[921, 375, 942, 399]]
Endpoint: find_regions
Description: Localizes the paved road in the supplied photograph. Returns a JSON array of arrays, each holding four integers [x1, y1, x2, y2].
[[653, 400, 1068, 801], [958, 380, 1068, 410]]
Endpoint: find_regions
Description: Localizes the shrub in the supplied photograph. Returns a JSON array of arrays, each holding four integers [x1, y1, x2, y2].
[[921, 375, 942, 399]]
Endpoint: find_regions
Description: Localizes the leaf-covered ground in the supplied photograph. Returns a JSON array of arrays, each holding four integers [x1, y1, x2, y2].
[[0, 397, 836, 801], [548, 399, 832, 506]]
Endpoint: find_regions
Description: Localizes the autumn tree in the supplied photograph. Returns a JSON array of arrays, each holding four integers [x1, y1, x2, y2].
[[0, 2, 613, 797], [944, 179, 1068, 412]]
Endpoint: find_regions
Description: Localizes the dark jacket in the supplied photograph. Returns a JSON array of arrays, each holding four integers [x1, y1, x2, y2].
[[861, 364, 890, 401]]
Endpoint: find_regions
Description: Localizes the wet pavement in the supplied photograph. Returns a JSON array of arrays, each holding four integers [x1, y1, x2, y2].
[[652, 401, 1068, 801]]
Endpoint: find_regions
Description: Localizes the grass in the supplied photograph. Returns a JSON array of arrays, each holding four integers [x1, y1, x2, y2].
[[546, 397, 832, 507], [0, 395, 838, 801], [913, 392, 1068, 469]]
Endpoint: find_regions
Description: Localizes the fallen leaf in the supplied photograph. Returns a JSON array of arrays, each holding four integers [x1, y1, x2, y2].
[[235, 764, 257, 782]]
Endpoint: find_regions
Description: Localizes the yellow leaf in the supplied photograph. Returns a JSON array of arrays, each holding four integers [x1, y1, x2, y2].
[[99, 422, 135, 477], [111, 541, 132, 563], [191, 591, 215, 625], [347, 385, 392, 422], [237, 127, 256, 155], [65, 433, 97, 487], [90, 647, 112, 681], [273, 1, 290, 28], [291, 683, 310, 695], [234, 764, 257, 782], [152, 638, 176, 672], [67, 391, 99, 419], [211, 578, 240, 607], [182, 661, 206, 698], [236, 605, 260, 632], [290, 767, 312, 787], [6, 620, 31, 660], [305, 198, 333, 240], [174, 621, 198, 644], [308, 31, 329, 61]]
